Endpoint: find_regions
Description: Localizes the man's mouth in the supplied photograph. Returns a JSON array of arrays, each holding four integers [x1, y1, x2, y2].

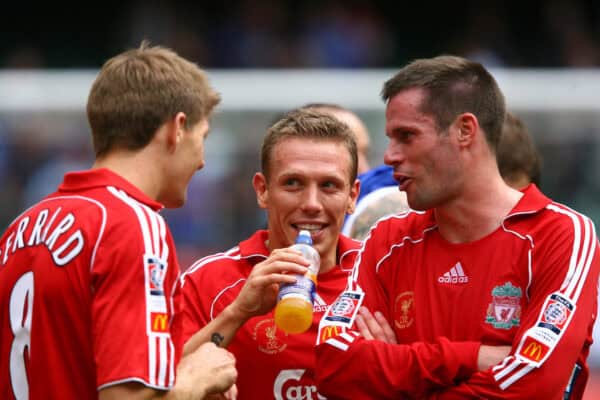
[[292, 223, 325, 234]]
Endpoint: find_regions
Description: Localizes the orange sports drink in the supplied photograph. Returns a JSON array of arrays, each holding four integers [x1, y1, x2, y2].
[[274, 230, 320, 334]]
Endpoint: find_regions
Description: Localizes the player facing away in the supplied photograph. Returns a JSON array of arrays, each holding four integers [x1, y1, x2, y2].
[[315, 55, 600, 399], [175, 109, 362, 399], [0, 43, 237, 400]]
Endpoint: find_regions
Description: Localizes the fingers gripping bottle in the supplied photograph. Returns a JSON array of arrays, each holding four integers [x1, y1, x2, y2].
[[274, 230, 320, 334]]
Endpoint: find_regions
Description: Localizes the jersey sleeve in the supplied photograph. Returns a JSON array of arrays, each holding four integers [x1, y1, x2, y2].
[[430, 211, 600, 399], [315, 221, 480, 399], [175, 257, 244, 347], [176, 268, 214, 346], [91, 209, 178, 391]]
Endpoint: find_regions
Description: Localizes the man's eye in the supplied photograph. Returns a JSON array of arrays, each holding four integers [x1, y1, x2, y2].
[[399, 131, 414, 141]]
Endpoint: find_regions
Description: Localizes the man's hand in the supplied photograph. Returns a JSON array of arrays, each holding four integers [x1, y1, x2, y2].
[[355, 307, 398, 344], [206, 384, 238, 400], [183, 248, 309, 356], [477, 345, 511, 371], [176, 342, 237, 398], [230, 248, 308, 319]]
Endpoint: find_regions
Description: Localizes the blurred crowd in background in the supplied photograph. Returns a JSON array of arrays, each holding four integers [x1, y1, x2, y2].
[[3, 0, 600, 69], [1, 1, 600, 395]]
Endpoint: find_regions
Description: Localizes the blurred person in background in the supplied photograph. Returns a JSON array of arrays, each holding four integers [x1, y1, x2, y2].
[[315, 55, 600, 399], [497, 111, 542, 190], [342, 164, 409, 240], [176, 109, 362, 399], [302, 103, 372, 174], [0, 43, 236, 400]]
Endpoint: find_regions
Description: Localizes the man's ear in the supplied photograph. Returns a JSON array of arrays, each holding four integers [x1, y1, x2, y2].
[[252, 172, 268, 209], [167, 112, 187, 151], [346, 179, 361, 214], [455, 113, 478, 146]]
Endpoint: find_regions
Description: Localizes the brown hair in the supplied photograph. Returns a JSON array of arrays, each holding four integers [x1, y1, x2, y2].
[[87, 41, 220, 157], [381, 55, 506, 151], [261, 108, 358, 182], [497, 112, 541, 186]]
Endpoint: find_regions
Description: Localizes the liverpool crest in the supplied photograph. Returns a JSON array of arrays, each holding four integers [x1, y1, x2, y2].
[[485, 282, 522, 329]]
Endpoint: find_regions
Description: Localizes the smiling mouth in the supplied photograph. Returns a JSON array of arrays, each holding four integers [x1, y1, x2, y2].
[[292, 223, 325, 234]]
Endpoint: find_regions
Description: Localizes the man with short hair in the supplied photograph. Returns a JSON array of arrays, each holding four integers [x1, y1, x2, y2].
[[0, 43, 237, 400], [177, 109, 362, 399], [315, 55, 599, 399]]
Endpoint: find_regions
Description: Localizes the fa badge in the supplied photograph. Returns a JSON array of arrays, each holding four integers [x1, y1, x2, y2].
[[145, 255, 167, 296]]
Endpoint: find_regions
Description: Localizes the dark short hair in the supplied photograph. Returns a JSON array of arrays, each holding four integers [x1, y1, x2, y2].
[[381, 55, 506, 151]]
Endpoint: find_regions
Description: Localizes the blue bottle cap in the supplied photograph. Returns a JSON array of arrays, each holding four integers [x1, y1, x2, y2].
[[296, 230, 313, 245]]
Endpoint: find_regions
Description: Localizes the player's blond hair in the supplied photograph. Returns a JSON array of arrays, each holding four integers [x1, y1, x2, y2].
[[87, 41, 220, 157]]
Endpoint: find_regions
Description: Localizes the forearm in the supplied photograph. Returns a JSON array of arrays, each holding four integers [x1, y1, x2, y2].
[[183, 303, 248, 355], [316, 335, 480, 399], [99, 382, 206, 400]]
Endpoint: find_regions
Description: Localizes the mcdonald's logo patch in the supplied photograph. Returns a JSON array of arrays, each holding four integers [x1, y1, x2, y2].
[[519, 336, 549, 363], [151, 312, 169, 333], [319, 325, 342, 342]]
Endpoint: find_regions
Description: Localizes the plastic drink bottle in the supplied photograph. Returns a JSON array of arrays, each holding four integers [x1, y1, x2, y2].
[[274, 230, 320, 334]]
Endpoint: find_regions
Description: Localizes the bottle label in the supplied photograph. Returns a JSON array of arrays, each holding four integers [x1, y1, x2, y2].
[[278, 274, 316, 303]]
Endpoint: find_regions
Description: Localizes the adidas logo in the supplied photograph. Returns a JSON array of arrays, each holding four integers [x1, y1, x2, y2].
[[438, 262, 469, 284]]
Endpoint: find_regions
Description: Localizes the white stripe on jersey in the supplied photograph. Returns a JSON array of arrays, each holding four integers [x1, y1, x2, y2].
[[499, 364, 535, 390], [491, 355, 514, 374], [325, 338, 349, 351], [571, 217, 596, 301], [497, 203, 598, 389], [180, 246, 244, 286], [339, 332, 357, 343], [148, 337, 157, 386], [108, 187, 153, 255], [493, 357, 520, 381], [545, 204, 596, 300], [107, 186, 172, 388], [168, 336, 175, 387], [501, 220, 536, 302], [180, 249, 269, 319], [547, 204, 585, 296], [210, 278, 247, 320], [158, 336, 168, 387], [157, 214, 168, 261], [324, 330, 360, 351]]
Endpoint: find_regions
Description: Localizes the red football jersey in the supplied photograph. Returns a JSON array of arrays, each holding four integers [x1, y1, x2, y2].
[[177, 230, 360, 400], [316, 184, 600, 399], [0, 169, 180, 400]]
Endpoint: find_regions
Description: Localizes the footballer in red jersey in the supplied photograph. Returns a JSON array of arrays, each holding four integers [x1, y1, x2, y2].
[[180, 230, 360, 399], [176, 109, 364, 399], [315, 56, 600, 400], [0, 43, 236, 400], [0, 169, 180, 399]]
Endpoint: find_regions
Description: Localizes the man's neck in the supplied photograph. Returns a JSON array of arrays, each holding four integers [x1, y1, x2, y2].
[[93, 148, 163, 202], [434, 178, 523, 244]]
